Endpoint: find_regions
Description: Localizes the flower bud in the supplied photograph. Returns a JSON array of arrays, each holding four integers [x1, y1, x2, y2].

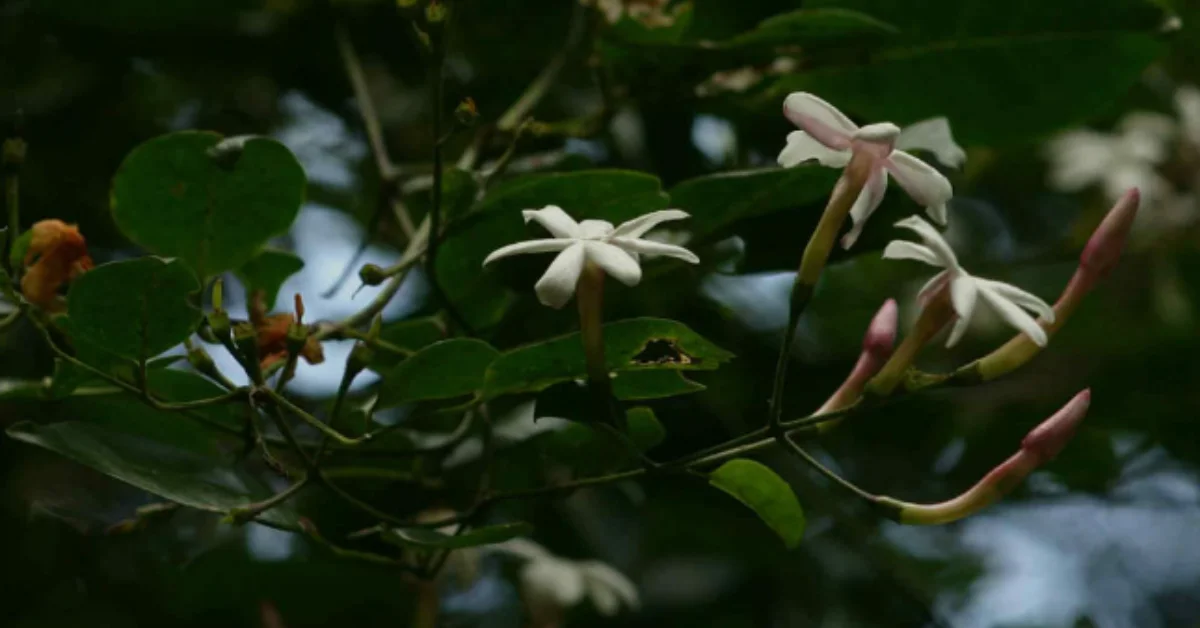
[[207, 310, 232, 340], [455, 97, 479, 127], [425, 0, 447, 24], [1079, 188, 1139, 283], [347, 340, 375, 376], [358, 263, 387, 287], [817, 299, 898, 418], [878, 389, 1091, 525], [233, 322, 263, 381]]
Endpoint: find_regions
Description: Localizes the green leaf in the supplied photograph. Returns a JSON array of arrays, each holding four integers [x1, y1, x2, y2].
[[437, 170, 669, 329], [67, 257, 202, 361], [760, 0, 1167, 143], [441, 167, 482, 221], [484, 317, 733, 399], [626, 407, 666, 453], [111, 131, 306, 277], [716, 8, 896, 49], [5, 369, 297, 527], [710, 459, 806, 549], [669, 166, 839, 239], [36, 0, 253, 32], [370, 316, 448, 371], [235, 248, 304, 309], [382, 521, 533, 550], [612, 369, 707, 400], [377, 339, 501, 408], [0, 379, 46, 401]]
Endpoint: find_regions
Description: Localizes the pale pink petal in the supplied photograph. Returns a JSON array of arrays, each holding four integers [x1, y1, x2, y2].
[[782, 92, 857, 150], [777, 131, 851, 168]]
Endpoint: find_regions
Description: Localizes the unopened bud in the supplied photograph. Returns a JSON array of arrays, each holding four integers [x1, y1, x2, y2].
[[816, 299, 898, 419], [232, 322, 262, 379], [1021, 389, 1091, 462], [878, 389, 1091, 525], [425, 0, 447, 23], [187, 345, 216, 373], [212, 278, 225, 311], [207, 310, 232, 340], [455, 98, 479, 126], [293, 293, 306, 324], [1080, 188, 1139, 281], [358, 263, 387, 286], [862, 298, 898, 358]]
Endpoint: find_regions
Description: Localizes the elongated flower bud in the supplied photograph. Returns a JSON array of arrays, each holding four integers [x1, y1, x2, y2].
[[970, 190, 1139, 383], [816, 299, 898, 420], [877, 389, 1091, 525]]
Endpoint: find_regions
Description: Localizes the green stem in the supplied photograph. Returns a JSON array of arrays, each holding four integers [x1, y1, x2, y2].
[[314, 361, 361, 460], [766, 156, 872, 431], [5, 163, 18, 273], [260, 387, 370, 447], [228, 476, 311, 524]]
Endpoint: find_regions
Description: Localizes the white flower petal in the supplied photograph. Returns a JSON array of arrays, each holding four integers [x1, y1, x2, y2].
[[978, 283, 1049, 347], [782, 92, 857, 150], [1044, 130, 1115, 192], [587, 580, 622, 616], [585, 241, 642, 286], [611, 209, 691, 239], [578, 219, 615, 239], [893, 215, 959, 270], [882, 240, 940, 267], [949, 274, 979, 322], [580, 561, 639, 611], [483, 238, 574, 266], [884, 150, 953, 224], [1176, 85, 1200, 147], [610, 236, 699, 264], [840, 167, 888, 249], [777, 130, 852, 168], [916, 269, 949, 305], [491, 538, 554, 561], [523, 205, 581, 238], [977, 278, 1056, 324], [946, 312, 972, 348], [522, 559, 586, 607], [534, 243, 586, 308], [895, 117, 966, 168]]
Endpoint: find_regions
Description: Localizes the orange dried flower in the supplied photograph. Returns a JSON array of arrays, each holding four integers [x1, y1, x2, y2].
[[21, 219, 94, 310], [248, 290, 324, 369]]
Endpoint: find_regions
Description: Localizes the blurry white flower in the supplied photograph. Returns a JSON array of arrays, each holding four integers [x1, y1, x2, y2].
[[1175, 85, 1200, 149], [589, 0, 681, 28], [1045, 111, 1176, 204], [483, 206, 699, 308], [883, 216, 1055, 347], [777, 92, 957, 248], [493, 538, 639, 622]]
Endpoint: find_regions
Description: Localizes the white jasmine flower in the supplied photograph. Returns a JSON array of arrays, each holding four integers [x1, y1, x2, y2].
[[493, 538, 639, 619], [1045, 112, 1175, 204], [1175, 85, 1200, 148], [777, 92, 957, 248], [483, 206, 699, 308], [883, 216, 1055, 347]]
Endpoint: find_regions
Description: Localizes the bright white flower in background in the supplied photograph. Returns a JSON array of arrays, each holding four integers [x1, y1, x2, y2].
[[1174, 85, 1200, 148], [883, 216, 1055, 347], [1044, 111, 1176, 205], [777, 92, 959, 248], [493, 538, 639, 621], [483, 206, 699, 308]]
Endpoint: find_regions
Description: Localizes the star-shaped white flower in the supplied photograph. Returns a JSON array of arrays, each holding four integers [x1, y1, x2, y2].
[[483, 205, 700, 308], [493, 538, 639, 618], [777, 92, 958, 249], [882, 216, 1055, 347]]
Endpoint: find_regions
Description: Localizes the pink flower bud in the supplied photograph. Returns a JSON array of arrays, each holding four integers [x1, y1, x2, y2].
[[1080, 188, 1139, 282], [878, 389, 1092, 525], [1021, 389, 1091, 463], [816, 299, 898, 417]]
